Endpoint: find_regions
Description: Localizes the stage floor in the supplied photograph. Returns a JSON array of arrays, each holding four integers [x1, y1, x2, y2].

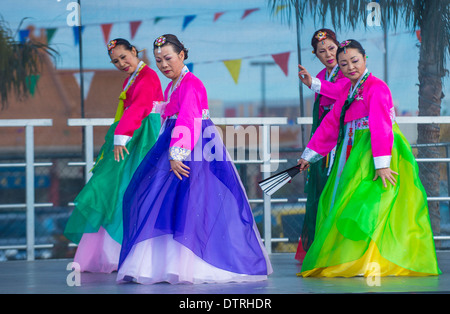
[[1, 252, 450, 294]]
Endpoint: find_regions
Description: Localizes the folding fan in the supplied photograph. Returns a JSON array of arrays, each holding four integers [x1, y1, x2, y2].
[[258, 165, 302, 196]]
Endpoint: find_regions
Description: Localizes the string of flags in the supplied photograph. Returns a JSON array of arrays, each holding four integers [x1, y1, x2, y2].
[[18, 5, 294, 85]]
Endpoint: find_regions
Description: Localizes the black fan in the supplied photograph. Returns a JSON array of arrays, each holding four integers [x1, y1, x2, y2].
[[258, 165, 302, 196]]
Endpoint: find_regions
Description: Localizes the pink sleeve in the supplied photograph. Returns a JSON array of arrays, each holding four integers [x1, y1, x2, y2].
[[115, 71, 163, 138], [305, 96, 343, 158], [367, 82, 394, 159], [169, 78, 204, 161], [318, 74, 350, 100]]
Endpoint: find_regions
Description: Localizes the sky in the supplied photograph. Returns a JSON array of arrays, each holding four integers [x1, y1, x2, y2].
[[2, 0, 449, 116]]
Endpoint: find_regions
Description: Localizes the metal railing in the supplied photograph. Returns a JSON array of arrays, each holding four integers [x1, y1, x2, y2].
[[2, 116, 450, 260], [68, 117, 289, 254], [0, 119, 53, 261]]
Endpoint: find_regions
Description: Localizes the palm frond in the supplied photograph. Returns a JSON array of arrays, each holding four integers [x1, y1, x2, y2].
[[268, 0, 450, 70], [0, 17, 58, 110]]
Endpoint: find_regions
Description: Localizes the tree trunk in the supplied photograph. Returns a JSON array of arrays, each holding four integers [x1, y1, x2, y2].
[[416, 2, 445, 241]]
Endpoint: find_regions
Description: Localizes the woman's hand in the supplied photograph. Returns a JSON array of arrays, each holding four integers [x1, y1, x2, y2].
[[297, 158, 310, 173], [373, 167, 398, 188], [298, 64, 312, 88], [114, 145, 129, 162], [170, 160, 190, 180]]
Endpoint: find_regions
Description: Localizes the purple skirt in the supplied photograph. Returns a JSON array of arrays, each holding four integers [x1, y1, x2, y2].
[[118, 118, 271, 281]]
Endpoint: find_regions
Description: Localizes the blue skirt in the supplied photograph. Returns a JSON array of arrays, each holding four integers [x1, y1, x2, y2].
[[117, 118, 272, 284]]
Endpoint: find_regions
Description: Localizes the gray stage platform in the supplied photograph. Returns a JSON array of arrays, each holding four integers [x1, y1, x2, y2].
[[1, 252, 450, 294]]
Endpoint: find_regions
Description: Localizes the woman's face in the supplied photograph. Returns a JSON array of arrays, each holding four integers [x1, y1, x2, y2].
[[315, 38, 338, 69], [337, 47, 367, 85], [109, 45, 139, 75], [154, 44, 185, 81]]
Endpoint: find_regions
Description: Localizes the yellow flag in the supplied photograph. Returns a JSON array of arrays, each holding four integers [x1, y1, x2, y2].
[[223, 59, 242, 84], [275, 5, 287, 15]]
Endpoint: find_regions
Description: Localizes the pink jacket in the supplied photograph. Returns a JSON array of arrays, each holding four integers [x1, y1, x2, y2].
[[306, 73, 395, 168], [114, 66, 163, 145], [313, 67, 350, 119], [162, 72, 209, 161]]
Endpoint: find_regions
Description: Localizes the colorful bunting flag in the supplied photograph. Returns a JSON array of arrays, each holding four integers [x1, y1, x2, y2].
[[271, 52, 290, 76], [242, 8, 259, 19], [130, 21, 142, 39], [214, 12, 225, 22], [74, 71, 95, 100], [223, 59, 242, 84], [154, 17, 165, 24], [274, 5, 287, 15], [186, 63, 194, 73], [101, 23, 113, 44], [45, 28, 57, 44], [25, 75, 40, 96], [182, 15, 196, 30], [72, 26, 85, 46], [416, 30, 422, 43], [19, 29, 30, 43]]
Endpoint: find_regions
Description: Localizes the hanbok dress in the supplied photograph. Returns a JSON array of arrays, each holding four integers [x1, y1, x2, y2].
[[64, 61, 164, 273], [298, 69, 441, 277], [117, 66, 273, 284], [296, 65, 350, 260]]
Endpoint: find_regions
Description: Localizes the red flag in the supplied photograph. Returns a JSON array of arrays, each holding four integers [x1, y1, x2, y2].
[[130, 21, 142, 39], [214, 12, 225, 22], [101, 23, 112, 44], [241, 8, 259, 19], [416, 30, 422, 43], [272, 52, 291, 76]]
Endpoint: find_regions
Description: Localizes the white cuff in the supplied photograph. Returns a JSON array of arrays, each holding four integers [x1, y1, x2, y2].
[[310, 77, 321, 94], [301, 147, 324, 163], [114, 135, 132, 146], [169, 146, 191, 161], [374, 155, 391, 169]]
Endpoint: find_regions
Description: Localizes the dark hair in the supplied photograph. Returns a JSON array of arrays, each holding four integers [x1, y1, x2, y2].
[[336, 39, 366, 61], [311, 28, 339, 54], [153, 34, 189, 60], [107, 38, 139, 57]]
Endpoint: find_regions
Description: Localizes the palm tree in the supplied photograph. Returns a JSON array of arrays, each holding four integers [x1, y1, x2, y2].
[[0, 17, 57, 110], [269, 0, 450, 236]]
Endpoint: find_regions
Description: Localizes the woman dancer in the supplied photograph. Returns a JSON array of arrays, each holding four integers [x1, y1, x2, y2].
[[117, 34, 272, 284], [296, 29, 349, 260], [64, 38, 163, 273], [296, 39, 440, 277]]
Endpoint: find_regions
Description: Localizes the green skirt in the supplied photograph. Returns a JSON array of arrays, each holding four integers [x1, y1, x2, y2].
[[300, 123, 441, 277], [64, 113, 161, 244]]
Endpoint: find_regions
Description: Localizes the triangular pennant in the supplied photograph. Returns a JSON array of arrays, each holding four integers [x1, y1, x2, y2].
[[182, 15, 196, 30], [73, 26, 85, 46], [130, 21, 142, 39], [223, 59, 242, 84], [275, 5, 287, 15], [271, 52, 291, 76], [213, 12, 225, 22], [186, 63, 194, 73], [19, 29, 30, 43], [416, 30, 422, 43], [25, 75, 40, 96], [154, 17, 165, 24], [242, 8, 259, 19], [101, 23, 113, 44], [46, 28, 57, 44], [74, 71, 95, 100]]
